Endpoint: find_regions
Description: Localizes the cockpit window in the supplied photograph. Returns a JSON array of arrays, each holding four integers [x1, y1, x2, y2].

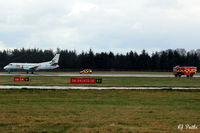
[[8, 63, 12, 66]]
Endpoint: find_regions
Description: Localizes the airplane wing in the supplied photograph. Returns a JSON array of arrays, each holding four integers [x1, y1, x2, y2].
[[23, 65, 39, 71]]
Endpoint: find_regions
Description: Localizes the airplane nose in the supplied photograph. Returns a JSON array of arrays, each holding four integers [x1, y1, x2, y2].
[[3, 66, 7, 70]]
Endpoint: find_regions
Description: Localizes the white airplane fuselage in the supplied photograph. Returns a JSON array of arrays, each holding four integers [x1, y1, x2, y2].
[[3, 54, 60, 73]]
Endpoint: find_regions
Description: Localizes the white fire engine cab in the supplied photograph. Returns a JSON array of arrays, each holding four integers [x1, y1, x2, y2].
[[173, 66, 197, 77]]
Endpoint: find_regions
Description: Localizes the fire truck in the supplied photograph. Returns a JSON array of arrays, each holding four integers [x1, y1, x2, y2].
[[173, 66, 197, 77]]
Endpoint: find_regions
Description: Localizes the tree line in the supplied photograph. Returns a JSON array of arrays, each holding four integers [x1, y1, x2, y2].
[[0, 48, 200, 71]]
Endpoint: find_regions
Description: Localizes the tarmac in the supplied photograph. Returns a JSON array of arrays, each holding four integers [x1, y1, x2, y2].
[[0, 72, 182, 77], [0, 72, 200, 77]]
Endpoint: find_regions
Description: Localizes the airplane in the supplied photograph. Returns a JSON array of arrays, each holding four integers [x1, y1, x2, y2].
[[3, 54, 60, 74]]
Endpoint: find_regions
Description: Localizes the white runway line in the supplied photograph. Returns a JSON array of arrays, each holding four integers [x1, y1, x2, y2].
[[0, 86, 199, 90]]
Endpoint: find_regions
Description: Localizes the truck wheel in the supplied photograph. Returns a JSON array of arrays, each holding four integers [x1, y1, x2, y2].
[[187, 75, 189, 77], [190, 74, 193, 77], [178, 74, 182, 77]]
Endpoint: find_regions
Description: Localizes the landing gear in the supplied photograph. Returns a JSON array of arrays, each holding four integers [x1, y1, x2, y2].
[[26, 71, 34, 74]]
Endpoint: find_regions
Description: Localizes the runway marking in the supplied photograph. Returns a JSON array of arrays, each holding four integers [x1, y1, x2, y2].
[[0, 85, 199, 90]]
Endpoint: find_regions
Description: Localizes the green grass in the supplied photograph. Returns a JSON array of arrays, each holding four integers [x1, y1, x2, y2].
[[1, 76, 200, 87], [0, 90, 199, 133]]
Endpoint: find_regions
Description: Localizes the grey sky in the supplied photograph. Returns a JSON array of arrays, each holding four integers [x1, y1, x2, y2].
[[0, 0, 200, 53]]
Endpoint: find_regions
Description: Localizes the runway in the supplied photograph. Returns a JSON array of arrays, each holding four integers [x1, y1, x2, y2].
[[0, 85, 199, 90], [0, 72, 200, 77], [0, 72, 177, 77]]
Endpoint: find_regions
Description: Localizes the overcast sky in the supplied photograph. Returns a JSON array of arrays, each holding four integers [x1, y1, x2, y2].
[[0, 0, 200, 53]]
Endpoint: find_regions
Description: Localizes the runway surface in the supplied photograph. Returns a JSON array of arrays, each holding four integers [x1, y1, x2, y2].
[[0, 72, 200, 77], [0, 85, 199, 90], [0, 72, 179, 77]]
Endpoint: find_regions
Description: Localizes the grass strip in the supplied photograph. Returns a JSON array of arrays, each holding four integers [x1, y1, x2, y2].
[[0, 89, 199, 133], [0, 76, 200, 87]]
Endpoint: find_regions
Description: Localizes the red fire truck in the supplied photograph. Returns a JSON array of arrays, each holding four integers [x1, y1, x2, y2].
[[173, 66, 197, 77]]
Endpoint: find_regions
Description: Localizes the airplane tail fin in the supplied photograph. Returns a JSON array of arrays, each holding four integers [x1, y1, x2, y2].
[[50, 54, 60, 65]]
